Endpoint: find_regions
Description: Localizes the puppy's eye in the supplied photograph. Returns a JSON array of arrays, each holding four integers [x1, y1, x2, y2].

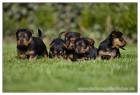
[[60, 50, 62, 53], [24, 34, 28, 38], [18, 33, 21, 37]]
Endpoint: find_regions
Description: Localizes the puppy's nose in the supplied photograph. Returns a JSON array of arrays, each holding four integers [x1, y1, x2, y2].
[[54, 51, 57, 54], [20, 40, 24, 44], [71, 45, 74, 48]]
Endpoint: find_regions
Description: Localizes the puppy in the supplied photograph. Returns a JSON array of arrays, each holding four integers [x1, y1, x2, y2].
[[97, 30, 126, 60], [59, 31, 81, 60], [16, 28, 48, 60], [59, 31, 81, 50], [49, 38, 66, 58], [73, 37, 97, 61]]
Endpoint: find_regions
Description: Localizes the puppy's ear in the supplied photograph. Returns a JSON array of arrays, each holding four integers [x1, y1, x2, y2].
[[111, 30, 123, 37], [16, 29, 20, 38], [27, 29, 33, 37], [86, 38, 95, 46], [111, 30, 117, 36], [58, 32, 68, 39], [76, 32, 81, 37]]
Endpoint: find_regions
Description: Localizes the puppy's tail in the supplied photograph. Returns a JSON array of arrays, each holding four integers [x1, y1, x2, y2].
[[38, 29, 42, 38]]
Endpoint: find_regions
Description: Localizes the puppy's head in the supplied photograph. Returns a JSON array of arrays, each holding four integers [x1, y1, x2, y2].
[[59, 32, 81, 50], [75, 38, 95, 54], [16, 29, 32, 46], [110, 31, 126, 49], [50, 39, 66, 58], [50, 47, 65, 58], [65, 37, 77, 50]]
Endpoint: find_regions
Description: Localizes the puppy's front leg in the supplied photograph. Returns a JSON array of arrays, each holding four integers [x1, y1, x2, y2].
[[29, 54, 37, 61], [44, 53, 48, 58], [96, 55, 102, 60], [17, 51, 27, 59], [26, 50, 37, 61]]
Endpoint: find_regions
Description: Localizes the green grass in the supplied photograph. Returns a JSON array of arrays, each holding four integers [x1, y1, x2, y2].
[[3, 43, 137, 92]]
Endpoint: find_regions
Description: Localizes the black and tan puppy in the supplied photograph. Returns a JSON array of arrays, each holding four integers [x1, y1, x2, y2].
[[59, 31, 81, 50], [59, 31, 81, 60], [73, 37, 97, 61], [49, 38, 66, 58], [97, 30, 126, 60], [16, 28, 48, 60]]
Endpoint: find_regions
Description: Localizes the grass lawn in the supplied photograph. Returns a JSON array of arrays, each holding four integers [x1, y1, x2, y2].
[[3, 43, 137, 92]]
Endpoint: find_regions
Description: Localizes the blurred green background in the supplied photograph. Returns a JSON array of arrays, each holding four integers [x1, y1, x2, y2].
[[3, 3, 137, 44]]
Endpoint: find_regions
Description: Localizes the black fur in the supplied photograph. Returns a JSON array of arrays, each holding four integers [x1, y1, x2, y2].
[[49, 38, 66, 58], [16, 28, 48, 60], [97, 30, 126, 60], [73, 38, 97, 61]]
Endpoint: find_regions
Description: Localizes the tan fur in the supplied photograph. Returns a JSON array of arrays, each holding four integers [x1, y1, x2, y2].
[[112, 38, 126, 48], [97, 50, 116, 60]]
